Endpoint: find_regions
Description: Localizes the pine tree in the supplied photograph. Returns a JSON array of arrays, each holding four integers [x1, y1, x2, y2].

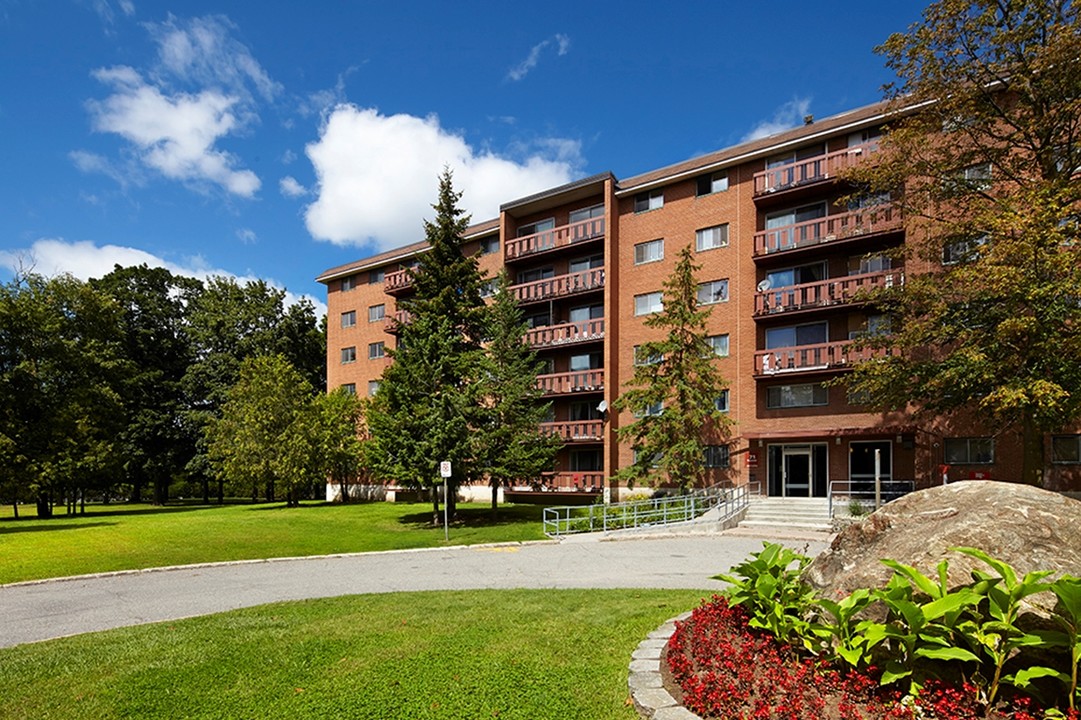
[[475, 270, 560, 513], [364, 169, 487, 524], [612, 246, 732, 492]]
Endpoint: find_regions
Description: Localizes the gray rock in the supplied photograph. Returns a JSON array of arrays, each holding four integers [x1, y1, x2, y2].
[[804, 481, 1081, 618]]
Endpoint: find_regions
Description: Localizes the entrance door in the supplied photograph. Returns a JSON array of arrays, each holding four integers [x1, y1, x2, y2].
[[782, 446, 812, 497]]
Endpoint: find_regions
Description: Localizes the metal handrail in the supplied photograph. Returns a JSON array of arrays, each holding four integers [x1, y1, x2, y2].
[[542, 483, 749, 537], [827, 478, 915, 517]]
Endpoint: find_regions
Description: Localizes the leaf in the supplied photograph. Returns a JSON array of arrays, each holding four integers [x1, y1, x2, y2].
[[914, 646, 981, 663], [922, 589, 981, 621], [880, 661, 912, 686], [882, 558, 941, 598], [1009, 666, 1071, 689]]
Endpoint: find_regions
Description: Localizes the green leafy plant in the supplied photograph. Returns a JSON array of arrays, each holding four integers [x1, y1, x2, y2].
[[815, 587, 875, 668], [714, 542, 824, 653], [1011, 574, 1081, 713]]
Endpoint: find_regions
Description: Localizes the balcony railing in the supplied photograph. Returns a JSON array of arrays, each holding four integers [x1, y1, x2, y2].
[[383, 309, 411, 333], [753, 270, 904, 316], [505, 217, 606, 261], [384, 268, 415, 294], [525, 319, 605, 348], [754, 141, 879, 196], [540, 420, 604, 442], [550, 471, 605, 490], [755, 341, 897, 376], [753, 205, 902, 257], [512, 268, 605, 304], [537, 369, 604, 395]]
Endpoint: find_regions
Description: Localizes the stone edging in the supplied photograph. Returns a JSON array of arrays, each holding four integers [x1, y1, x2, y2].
[[628, 612, 702, 720]]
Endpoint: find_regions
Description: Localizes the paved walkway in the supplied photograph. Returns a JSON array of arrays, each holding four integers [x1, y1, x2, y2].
[[0, 531, 830, 649]]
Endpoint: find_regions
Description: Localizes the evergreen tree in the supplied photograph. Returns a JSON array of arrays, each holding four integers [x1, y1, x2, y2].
[[364, 169, 487, 524], [475, 270, 560, 512], [612, 246, 732, 492], [839, 0, 1081, 485]]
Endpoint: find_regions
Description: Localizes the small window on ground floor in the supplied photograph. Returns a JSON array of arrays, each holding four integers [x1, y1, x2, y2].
[[944, 437, 994, 464], [703, 445, 730, 468], [1052, 435, 1081, 463]]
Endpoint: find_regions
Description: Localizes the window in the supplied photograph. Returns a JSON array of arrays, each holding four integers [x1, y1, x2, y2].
[[703, 445, 730, 468], [341, 383, 356, 395], [570, 254, 604, 272], [635, 292, 663, 316], [765, 321, 828, 349], [568, 304, 603, 323], [946, 163, 993, 194], [714, 389, 730, 413], [696, 171, 728, 196], [1052, 435, 1081, 463], [570, 352, 602, 371], [367, 381, 381, 397], [570, 401, 603, 421], [767, 383, 828, 409], [367, 305, 385, 323], [340, 275, 356, 292], [340, 346, 356, 364], [697, 279, 729, 305], [766, 143, 825, 168], [634, 189, 663, 212], [479, 236, 500, 255], [706, 334, 729, 357], [943, 235, 988, 264], [853, 252, 892, 275], [517, 218, 555, 237], [634, 401, 664, 418], [634, 239, 664, 265], [480, 279, 497, 298], [766, 262, 826, 289], [524, 310, 551, 328], [368, 268, 385, 284], [368, 341, 385, 360], [517, 266, 555, 284], [765, 201, 827, 230], [848, 128, 882, 149], [341, 310, 357, 328], [696, 224, 729, 251], [570, 449, 603, 472], [569, 204, 604, 223], [634, 345, 663, 365], [633, 449, 663, 467], [944, 437, 994, 464]]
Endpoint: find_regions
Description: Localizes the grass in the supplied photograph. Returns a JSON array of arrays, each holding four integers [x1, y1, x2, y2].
[[0, 588, 706, 720], [0, 501, 549, 584]]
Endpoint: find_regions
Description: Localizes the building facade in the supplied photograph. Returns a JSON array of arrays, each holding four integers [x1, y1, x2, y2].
[[317, 99, 1081, 501]]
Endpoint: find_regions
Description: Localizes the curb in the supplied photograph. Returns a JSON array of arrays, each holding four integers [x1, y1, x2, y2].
[[628, 612, 702, 720]]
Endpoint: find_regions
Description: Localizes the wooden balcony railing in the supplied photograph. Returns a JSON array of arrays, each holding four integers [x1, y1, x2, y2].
[[536, 369, 604, 395], [525, 319, 605, 348], [540, 420, 604, 442], [753, 205, 902, 257], [512, 268, 605, 304], [753, 141, 879, 196], [753, 270, 904, 316], [383, 309, 411, 333], [755, 341, 897, 376], [384, 268, 415, 294], [505, 217, 605, 260]]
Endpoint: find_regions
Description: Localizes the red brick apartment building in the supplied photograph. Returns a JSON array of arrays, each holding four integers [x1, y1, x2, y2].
[[318, 99, 1081, 502]]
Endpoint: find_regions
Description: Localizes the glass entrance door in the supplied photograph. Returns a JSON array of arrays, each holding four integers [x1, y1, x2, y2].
[[782, 446, 812, 497]]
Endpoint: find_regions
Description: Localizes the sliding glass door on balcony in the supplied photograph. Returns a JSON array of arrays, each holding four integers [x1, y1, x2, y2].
[[765, 321, 828, 349], [764, 202, 827, 252]]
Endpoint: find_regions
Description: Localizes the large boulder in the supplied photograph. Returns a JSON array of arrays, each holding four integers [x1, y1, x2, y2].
[[804, 481, 1081, 617]]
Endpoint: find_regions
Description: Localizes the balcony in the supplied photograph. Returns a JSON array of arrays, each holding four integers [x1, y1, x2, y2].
[[753, 270, 904, 317], [512, 268, 605, 305], [753, 206, 902, 258], [384, 268, 415, 295], [505, 217, 605, 261], [540, 420, 604, 443], [537, 369, 604, 395], [753, 141, 878, 198], [755, 341, 897, 377], [525, 319, 605, 349], [383, 309, 411, 334]]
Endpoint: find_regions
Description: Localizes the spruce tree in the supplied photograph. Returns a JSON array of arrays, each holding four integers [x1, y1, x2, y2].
[[612, 246, 732, 492]]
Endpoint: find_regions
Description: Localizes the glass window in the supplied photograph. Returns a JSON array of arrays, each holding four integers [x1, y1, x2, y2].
[[367, 381, 381, 397], [568, 304, 603, 323], [697, 280, 729, 305], [570, 254, 604, 272], [367, 305, 385, 323], [634, 239, 664, 265], [943, 235, 988, 264], [524, 310, 551, 328], [341, 383, 356, 395], [765, 321, 828, 349], [766, 262, 826, 289], [340, 275, 356, 292], [569, 204, 604, 223], [634, 292, 663, 316], [479, 236, 500, 255], [634, 189, 663, 212], [368, 342, 385, 360], [341, 310, 357, 328], [517, 267, 555, 284], [854, 252, 892, 275], [340, 347, 356, 364], [766, 383, 828, 408], [703, 445, 730, 468], [696, 224, 729, 251], [765, 201, 827, 230], [634, 401, 663, 418], [944, 437, 994, 464], [706, 334, 729, 357], [570, 450, 603, 472], [714, 389, 730, 413], [480, 279, 497, 298], [634, 345, 663, 366], [696, 172, 728, 196], [368, 268, 385, 284], [570, 352, 601, 371], [570, 401, 602, 421], [1052, 435, 1081, 463], [517, 218, 555, 237]]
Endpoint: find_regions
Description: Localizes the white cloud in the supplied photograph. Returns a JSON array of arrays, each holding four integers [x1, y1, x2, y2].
[[303, 105, 580, 251], [0, 238, 326, 316], [281, 149, 297, 164], [507, 33, 570, 81], [86, 66, 260, 196], [742, 97, 814, 142], [280, 175, 307, 198], [236, 228, 257, 244]]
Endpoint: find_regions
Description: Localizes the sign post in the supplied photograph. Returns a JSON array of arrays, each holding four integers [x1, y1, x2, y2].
[[439, 460, 452, 542]]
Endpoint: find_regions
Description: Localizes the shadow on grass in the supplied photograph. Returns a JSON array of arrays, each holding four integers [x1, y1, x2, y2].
[[395, 505, 546, 529], [0, 505, 211, 522], [0, 521, 119, 534], [242, 501, 338, 512]]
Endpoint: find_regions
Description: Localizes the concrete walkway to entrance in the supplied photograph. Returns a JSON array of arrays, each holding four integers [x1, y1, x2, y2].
[[0, 531, 830, 649]]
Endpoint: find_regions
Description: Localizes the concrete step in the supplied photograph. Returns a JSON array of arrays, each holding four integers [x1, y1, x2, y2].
[[740, 497, 832, 532]]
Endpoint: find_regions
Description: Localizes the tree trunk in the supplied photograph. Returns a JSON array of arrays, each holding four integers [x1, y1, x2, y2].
[[430, 485, 441, 526], [36, 493, 52, 518], [201, 478, 209, 505], [264, 480, 274, 503], [339, 476, 349, 503], [131, 480, 143, 503], [1020, 414, 1045, 487], [447, 483, 457, 523], [153, 479, 168, 505], [217, 479, 224, 505], [490, 479, 499, 516], [79, 488, 85, 515], [11, 501, 18, 519]]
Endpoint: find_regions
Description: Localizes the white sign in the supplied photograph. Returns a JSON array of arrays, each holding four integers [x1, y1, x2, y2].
[[439, 461, 452, 478]]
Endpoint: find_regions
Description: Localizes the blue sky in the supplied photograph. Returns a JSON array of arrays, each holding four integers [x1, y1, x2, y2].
[[0, 0, 928, 315]]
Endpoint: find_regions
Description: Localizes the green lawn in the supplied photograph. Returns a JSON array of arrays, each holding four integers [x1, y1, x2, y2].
[[0, 501, 549, 584], [0, 588, 705, 720]]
